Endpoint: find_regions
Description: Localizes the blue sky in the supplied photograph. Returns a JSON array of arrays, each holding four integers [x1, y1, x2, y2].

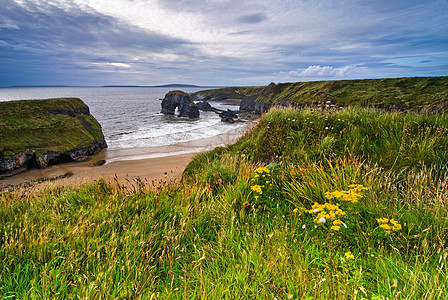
[[1, 0, 447, 87]]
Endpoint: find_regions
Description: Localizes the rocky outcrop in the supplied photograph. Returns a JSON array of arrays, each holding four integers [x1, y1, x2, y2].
[[0, 153, 29, 176], [239, 83, 277, 114], [219, 110, 239, 123], [196, 101, 218, 112], [0, 137, 107, 177], [240, 95, 257, 111], [161, 90, 200, 118], [32, 138, 107, 169], [240, 95, 271, 114], [0, 98, 107, 178], [420, 99, 448, 114]]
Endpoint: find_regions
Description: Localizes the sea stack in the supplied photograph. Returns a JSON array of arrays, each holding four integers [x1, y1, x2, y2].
[[161, 90, 200, 119]]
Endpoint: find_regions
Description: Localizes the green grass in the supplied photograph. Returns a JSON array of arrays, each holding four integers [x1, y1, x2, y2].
[[1, 107, 448, 298], [193, 77, 448, 113], [0, 98, 104, 159], [256, 77, 448, 111], [191, 86, 265, 100]]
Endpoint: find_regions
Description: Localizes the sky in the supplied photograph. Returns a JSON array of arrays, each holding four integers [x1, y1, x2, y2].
[[1, 0, 447, 87]]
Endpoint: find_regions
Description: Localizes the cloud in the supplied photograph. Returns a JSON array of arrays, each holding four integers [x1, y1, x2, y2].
[[91, 62, 132, 69], [236, 12, 267, 24], [0, 16, 19, 29], [0, 0, 200, 85], [301, 65, 357, 77], [1, 0, 447, 86], [273, 65, 362, 83]]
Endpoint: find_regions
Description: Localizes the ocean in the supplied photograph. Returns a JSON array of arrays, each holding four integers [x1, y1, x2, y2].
[[0, 86, 247, 161]]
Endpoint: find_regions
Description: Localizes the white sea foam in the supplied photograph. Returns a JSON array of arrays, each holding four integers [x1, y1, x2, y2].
[[107, 112, 246, 149]]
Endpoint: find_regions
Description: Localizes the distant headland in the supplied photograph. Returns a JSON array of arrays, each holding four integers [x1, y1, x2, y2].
[[102, 84, 219, 88], [2, 84, 221, 88]]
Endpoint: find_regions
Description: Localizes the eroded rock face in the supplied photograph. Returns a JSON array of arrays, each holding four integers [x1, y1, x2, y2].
[[67, 138, 107, 162], [240, 95, 271, 114], [0, 137, 108, 178], [0, 153, 29, 175], [161, 91, 200, 119], [240, 95, 258, 111], [36, 151, 61, 169]]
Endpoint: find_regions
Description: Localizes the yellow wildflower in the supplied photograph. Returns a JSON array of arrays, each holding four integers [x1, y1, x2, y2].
[[251, 185, 263, 194], [379, 224, 392, 231], [254, 166, 270, 174], [376, 217, 389, 224], [377, 218, 402, 234], [325, 185, 367, 203], [345, 251, 355, 260], [348, 184, 368, 191], [309, 202, 345, 225], [333, 219, 343, 226]]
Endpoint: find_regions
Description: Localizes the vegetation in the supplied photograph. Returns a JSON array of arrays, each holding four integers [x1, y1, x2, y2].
[[193, 76, 448, 113], [191, 86, 264, 100], [0, 98, 104, 159], [1, 106, 448, 298], [255, 77, 448, 111]]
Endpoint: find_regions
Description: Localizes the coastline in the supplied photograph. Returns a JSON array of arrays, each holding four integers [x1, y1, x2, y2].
[[0, 124, 251, 191]]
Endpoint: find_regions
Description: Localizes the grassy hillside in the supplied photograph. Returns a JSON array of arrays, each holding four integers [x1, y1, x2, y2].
[[257, 77, 448, 110], [191, 86, 264, 100], [1, 106, 447, 298], [193, 76, 448, 112], [0, 98, 104, 159]]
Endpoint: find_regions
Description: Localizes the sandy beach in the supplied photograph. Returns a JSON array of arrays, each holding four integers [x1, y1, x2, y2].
[[0, 125, 250, 190]]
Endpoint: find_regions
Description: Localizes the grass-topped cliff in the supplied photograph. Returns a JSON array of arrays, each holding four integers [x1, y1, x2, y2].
[[193, 76, 448, 113], [1, 104, 447, 298], [256, 76, 448, 110], [0, 98, 106, 175], [191, 85, 265, 100], [0, 98, 104, 158]]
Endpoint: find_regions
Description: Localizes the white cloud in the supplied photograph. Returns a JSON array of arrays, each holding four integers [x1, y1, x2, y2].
[[0, 17, 20, 29], [277, 65, 358, 79], [4, 0, 448, 86], [301, 65, 357, 77], [90, 62, 132, 69]]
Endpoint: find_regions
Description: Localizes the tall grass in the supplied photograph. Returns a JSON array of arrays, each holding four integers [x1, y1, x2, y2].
[[1, 107, 447, 298]]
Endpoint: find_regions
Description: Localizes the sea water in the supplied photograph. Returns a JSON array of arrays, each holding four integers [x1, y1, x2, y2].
[[0, 87, 247, 160]]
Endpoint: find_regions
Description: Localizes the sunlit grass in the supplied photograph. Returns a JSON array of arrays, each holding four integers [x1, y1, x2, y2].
[[1, 107, 448, 299]]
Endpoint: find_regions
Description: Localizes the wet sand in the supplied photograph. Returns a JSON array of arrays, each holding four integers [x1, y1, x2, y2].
[[0, 126, 250, 190]]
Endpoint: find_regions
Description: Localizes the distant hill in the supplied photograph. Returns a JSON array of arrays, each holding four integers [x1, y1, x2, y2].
[[103, 84, 202, 88], [152, 84, 201, 88]]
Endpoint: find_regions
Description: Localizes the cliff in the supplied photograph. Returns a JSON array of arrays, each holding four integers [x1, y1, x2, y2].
[[250, 77, 448, 112], [192, 76, 448, 114], [0, 98, 107, 177], [191, 86, 264, 101]]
